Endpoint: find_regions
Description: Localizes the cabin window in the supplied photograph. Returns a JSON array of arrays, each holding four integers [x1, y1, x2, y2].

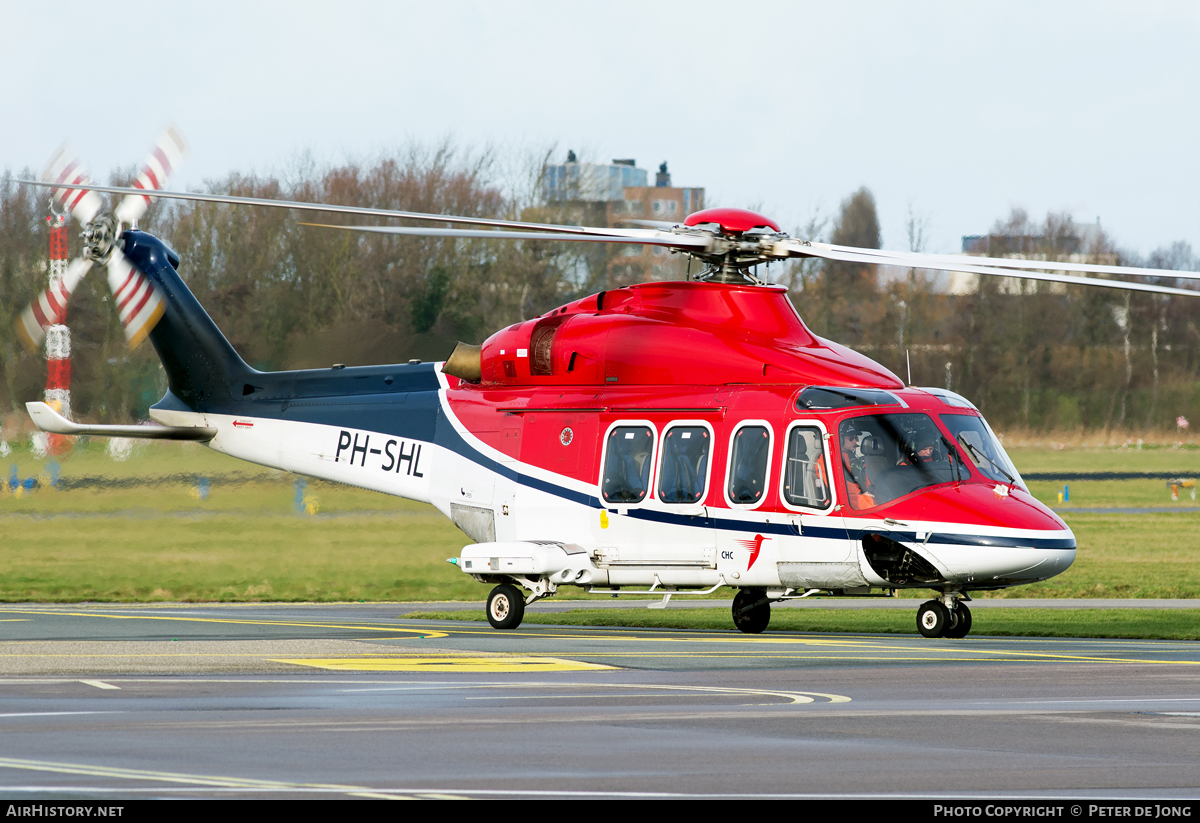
[[727, 425, 771, 505], [602, 426, 655, 504], [658, 425, 711, 504], [782, 426, 831, 509]]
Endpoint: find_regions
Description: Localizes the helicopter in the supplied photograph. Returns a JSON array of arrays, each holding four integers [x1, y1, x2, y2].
[[20, 135, 1200, 638]]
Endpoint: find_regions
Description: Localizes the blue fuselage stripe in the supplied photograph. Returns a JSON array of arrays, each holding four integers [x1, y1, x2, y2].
[[232, 385, 1074, 551]]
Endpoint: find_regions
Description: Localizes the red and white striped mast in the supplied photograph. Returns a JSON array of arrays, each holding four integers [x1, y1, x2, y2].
[[43, 202, 73, 456]]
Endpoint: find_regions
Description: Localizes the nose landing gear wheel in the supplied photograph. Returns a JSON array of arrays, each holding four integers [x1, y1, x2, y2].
[[944, 602, 972, 638], [732, 589, 771, 634], [486, 583, 525, 630], [917, 600, 950, 638]]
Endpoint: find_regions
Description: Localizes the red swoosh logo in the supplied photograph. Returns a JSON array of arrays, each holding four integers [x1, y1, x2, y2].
[[734, 534, 767, 571]]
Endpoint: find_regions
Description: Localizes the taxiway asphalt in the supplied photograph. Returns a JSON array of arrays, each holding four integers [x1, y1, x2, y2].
[[0, 603, 1198, 800]]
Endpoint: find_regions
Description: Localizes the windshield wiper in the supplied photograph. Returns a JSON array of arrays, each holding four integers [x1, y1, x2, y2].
[[941, 437, 963, 484], [959, 438, 1015, 486]]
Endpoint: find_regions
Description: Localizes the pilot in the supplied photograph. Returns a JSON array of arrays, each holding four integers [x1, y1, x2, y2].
[[901, 433, 941, 466], [840, 428, 874, 508]]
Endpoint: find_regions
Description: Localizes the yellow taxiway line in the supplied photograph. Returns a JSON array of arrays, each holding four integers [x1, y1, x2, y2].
[[273, 656, 614, 673], [0, 608, 446, 638], [4, 608, 1197, 667]]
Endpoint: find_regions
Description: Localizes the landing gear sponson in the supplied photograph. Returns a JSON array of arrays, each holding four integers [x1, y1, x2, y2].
[[457, 542, 976, 636], [479, 578, 975, 639]]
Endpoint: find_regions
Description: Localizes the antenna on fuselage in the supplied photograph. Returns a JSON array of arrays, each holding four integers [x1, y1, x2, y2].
[[906, 350, 912, 386]]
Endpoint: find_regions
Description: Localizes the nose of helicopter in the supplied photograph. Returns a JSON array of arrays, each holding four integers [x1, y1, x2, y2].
[[961, 542, 1077, 586], [908, 484, 1077, 587]]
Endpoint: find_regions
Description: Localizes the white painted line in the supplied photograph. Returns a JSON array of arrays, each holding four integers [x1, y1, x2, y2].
[[78, 680, 121, 690], [0, 712, 125, 718], [0, 786, 1182, 800], [1012, 697, 1200, 705]]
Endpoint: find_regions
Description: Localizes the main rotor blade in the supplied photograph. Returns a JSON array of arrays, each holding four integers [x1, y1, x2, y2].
[[22, 180, 669, 240], [40, 145, 102, 225], [299, 222, 712, 250], [781, 240, 1200, 298], [107, 251, 166, 349], [14, 257, 95, 351], [114, 124, 190, 224], [614, 218, 680, 230], [822, 243, 1200, 282]]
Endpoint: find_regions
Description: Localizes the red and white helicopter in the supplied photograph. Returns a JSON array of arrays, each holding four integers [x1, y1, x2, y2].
[[21, 135, 1200, 637]]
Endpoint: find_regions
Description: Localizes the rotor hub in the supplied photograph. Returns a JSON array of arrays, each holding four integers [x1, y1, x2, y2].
[[684, 207, 781, 234], [81, 214, 120, 264], [671, 208, 789, 282]]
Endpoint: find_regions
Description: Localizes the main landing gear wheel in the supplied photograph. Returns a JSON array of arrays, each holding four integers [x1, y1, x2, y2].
[[732, 589, 771, 634], [917, 600, 950, 638], [944, 602, 973, 638], [486, 583, 525, 630]]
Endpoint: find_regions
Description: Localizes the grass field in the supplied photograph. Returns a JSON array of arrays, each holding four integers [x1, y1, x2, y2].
[[0, 437, 1198, 606], [403, 607, 1200, 640]]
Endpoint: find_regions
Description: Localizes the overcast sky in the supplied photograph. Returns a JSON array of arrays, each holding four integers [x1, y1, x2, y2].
[[4, 1, 1198, 257]]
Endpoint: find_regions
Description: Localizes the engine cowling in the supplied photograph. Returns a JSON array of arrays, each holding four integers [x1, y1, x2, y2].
[[473, 281, 902, 389]]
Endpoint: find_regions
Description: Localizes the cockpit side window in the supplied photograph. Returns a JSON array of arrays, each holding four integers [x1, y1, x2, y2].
[[602, 425, 654, 504], [781, 426, 831, 509], [839, 413, 968, 509]]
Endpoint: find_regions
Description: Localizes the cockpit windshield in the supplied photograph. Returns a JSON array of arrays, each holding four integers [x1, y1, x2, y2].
[[838, 413, 968, 509], [940, 413, 1024, 489]]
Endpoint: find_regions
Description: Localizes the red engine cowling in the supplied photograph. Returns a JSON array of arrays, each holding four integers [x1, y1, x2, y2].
[[476, 281, 902, 389]]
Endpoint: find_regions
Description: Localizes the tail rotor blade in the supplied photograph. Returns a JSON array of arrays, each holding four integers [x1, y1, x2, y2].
[[40, 144, 102, 226], [114, 124, 189, 225], [107, 252, 166, 349], [14, 257, 94, 351]]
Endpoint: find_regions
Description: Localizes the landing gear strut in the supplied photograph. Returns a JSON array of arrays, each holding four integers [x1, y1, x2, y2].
[[917, 598, 972, 638], [487, 583, 525, 630], [732, 589, 771, 634]]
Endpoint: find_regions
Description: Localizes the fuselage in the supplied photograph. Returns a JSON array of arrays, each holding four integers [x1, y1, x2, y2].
[[137, 254, 1074, 597], [153, 370, 1074, 594]]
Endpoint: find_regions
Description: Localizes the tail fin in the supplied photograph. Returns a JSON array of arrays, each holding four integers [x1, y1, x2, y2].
[[120, 229, 257, 410]]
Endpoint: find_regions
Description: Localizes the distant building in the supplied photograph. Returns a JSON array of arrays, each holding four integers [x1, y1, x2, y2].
[[542, 155, 705, 282], [543, 157, 648, 203], [607, 162, 705, 222], [608, 163, 705, 280]]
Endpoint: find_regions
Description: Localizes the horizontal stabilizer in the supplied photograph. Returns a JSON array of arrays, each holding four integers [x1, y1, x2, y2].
[[25, 402, 215, 441]]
